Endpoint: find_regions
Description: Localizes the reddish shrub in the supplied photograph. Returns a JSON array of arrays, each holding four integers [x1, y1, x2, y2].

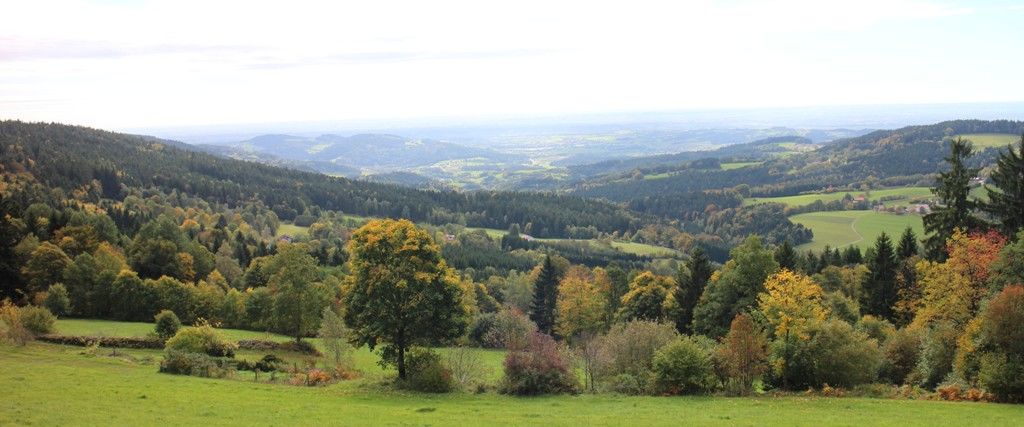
[[501, 332, 579, 395]]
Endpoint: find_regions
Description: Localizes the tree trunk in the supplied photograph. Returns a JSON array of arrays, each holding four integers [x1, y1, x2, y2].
[[397, 345, 406, 380]]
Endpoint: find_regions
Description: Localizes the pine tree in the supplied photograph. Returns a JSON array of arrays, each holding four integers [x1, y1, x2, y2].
[[841, 245, 863, 265], [530, 255, 561, 335], [774, 241, 797, 271], [897, 227, 919, 260], [924, 138, 981, 259], [984, 134, 1024, 235], [863, 232, 898, 320], [671, 247, 713, 333]]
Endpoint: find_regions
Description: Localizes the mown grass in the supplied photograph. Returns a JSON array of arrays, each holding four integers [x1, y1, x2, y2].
[[720, 161, 761, 170], [958, 133, 1021, 149], [791, 210, 924, 252], [744, 187, 933, 208], [5, 342, 1024, 426]]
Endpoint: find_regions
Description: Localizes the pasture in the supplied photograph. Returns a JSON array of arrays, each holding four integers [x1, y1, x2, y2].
[[5, 338, 1024, 426], [744, 187, 933, 208], [958, 133, 1020, 149], [790, 210, 924, 252]]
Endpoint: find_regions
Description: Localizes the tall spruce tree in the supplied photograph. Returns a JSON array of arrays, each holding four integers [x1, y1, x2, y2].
[[774, 240, 797, 271], [863, 232, 898, 320], [530, 255, 561, 335], [896, 227, 919, 260], [984, 134, 1024, 235], [671, 247, 713, 333], [923, 138, 981, 259]]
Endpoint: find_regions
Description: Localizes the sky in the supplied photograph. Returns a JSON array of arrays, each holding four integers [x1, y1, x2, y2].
[[1, 0, 1023, 131]]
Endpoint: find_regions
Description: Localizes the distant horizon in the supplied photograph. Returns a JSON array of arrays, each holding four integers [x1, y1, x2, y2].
[[107, 100, 1024, 145]]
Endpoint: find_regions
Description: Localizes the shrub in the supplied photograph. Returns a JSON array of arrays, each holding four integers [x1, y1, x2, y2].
[[780, 320, 882, 389], [401, 348, 454, 393], [154, 310, 181, 340], [36, 335, 163, 349], [652, 337, 717, 395], [501, 332, 579, 395], [43, 284, 71, 316], [716, 313, 769, 395], [159, 350, 229, 378], [468, 313, 497, 347], [164, 323, 237, 357], [978, 352, 1024, 402], [915, 322, 958, 388], [19, 305, 56, 336], [593, 320, 677, 389], [235, 339, 321, 356], [486, 308, 536, 350], [445, 346, 489, 390], [881, 327, 922, 385], [0, 301, 32, 345], [856, 315, 895, 344]]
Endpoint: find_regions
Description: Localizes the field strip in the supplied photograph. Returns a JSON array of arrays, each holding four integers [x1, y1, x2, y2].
[[846, 212, 866, 247]]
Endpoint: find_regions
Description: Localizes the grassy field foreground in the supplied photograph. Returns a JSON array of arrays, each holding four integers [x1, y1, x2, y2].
[[4, 343, 1024, 426]]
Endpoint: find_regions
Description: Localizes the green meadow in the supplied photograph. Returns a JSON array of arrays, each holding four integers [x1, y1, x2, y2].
[[5, 337, 1024, 426], [744, 187, 933, 208], [958, 133, 1020, 149], [790, 211, 924, 252]]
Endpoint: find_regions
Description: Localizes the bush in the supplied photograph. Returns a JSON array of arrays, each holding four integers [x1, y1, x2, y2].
[[36, 334, 163, 349], [486, 308, 536, 350], [0, 301, 32, 345], [468, 313, 497, 347], [445, 346, 489, 390], [401, 348, 454, 393], [235, 339, 321, 356], [154, 310, 181, 340], [881, 327, 922, 385], [164, 323, 236, 357], [501, 332, 579, 395], [19, 305, 56, 336], [593, 320, 677, 390], [715, 313, 769, 395], [780, 320, 883, 389], [159, 350, 230, 378], [915, 322, 958, 388], [652, 337, 717, 395], [978, 353, 1024, 403], [856, 315, 895, 344], [43, 284, 71, 316]]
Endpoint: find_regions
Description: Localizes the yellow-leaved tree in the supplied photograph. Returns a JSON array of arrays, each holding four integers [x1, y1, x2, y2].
[[555, 266, 606, 339], [758, 269, 828, 388]]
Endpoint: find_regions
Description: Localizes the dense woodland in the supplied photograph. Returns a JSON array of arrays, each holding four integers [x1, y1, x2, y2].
[[2, 120, 1024, 402]]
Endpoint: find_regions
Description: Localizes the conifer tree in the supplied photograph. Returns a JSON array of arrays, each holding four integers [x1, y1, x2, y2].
[[924, 138, 980, 258], [774, 241, 797, 271], [897, 227, 919, 260], [984, 135, 1024, 235], [671, 247, 713, 333], [530, 255, 561, 335], [863, 232, 898, 320]]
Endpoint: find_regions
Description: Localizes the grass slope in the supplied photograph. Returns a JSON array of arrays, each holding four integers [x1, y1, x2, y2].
[[958, 133, 1020, 149], [5, 342, 1024, 426], [744, 187, 933, 208], [791, 211, 924, 252]]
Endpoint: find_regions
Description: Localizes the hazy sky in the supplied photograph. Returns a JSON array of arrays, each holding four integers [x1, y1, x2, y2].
[[2, 0, 1022, 130]]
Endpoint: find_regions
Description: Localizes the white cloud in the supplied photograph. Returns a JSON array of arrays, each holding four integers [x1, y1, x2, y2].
[[0, 0, 1015, 129]]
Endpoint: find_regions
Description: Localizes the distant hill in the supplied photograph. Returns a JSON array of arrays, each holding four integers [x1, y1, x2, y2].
[[572, 120, 1022, 205], [0, 121, 639, 238], [215, 133, 524, 173]]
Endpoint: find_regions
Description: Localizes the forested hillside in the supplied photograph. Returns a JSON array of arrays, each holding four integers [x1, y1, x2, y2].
[[0, 121, 637, 238]]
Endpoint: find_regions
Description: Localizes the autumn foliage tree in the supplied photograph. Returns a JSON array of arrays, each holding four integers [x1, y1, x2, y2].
[[555, 266, 606, 339], [715, 313, 769, 395], [344, 219, 469, 380], [758, 269, 828, 389]]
